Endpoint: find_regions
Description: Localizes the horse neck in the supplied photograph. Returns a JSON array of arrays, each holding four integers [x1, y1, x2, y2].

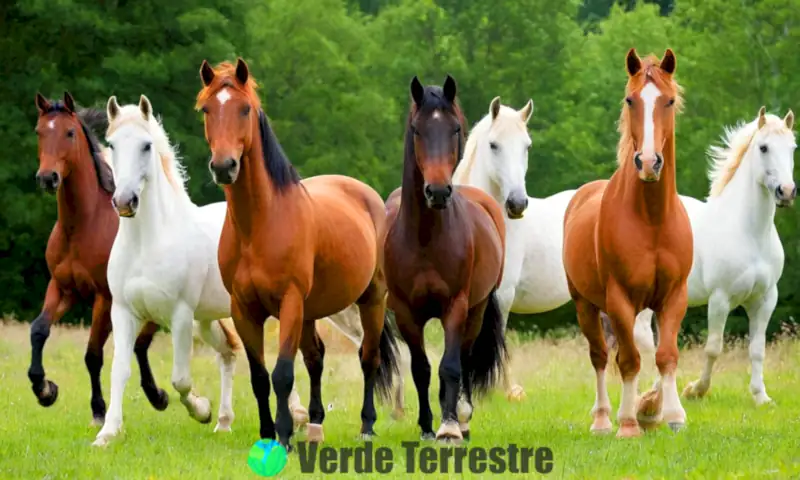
[[465, 152, 503, 202], [615, 131, 679, 223], [714, 149, 777, 236], [57, 152, 109, 235], [123, 165, 190, 242]]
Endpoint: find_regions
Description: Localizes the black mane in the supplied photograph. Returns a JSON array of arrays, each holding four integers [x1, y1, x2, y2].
[[44, 100, 116, 194], [257, 109, 301, 191]]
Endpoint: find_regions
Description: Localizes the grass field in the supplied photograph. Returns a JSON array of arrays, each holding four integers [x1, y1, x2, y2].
[[1, 319, 799, 479]]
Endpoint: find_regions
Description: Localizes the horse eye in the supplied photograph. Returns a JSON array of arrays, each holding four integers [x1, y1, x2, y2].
[[241, 105, 251, 117], [66, 129, 75, 138], [760, 145, 768, 153], [454, 125, 461, 134], [625, 97, 633, 106], [143, 143, 152, 152], [411, 125, 419, 136], [490, 142, 499, 151], [201, 106, 209, 114], [666, 98, 675, 107], [108, 143, 114, 150]]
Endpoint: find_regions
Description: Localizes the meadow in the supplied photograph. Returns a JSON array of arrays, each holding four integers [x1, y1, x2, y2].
[[1, 318, 799, 479]]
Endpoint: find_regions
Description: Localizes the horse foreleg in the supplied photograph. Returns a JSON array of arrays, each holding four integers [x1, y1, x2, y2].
[[744, 286, 777, 406], [93, 303, 139, 447], [171, 307, 211, 425], [299, 323, 325, 442], [197, 320, 237, 431], [28, 280, 73, 408], [651, 285, 689, 432], [134, 321, 169, 411], [605, 282, 641, 438], [496, 286, 525, 402], [233, 301, 275, 441], [85, 294, 113, 427], [273, 285, 305, 449], [435, 293, 469, 443], [574, 296, 612, 434], [393, 300, 434, 440], [683, 290, 730, 400]]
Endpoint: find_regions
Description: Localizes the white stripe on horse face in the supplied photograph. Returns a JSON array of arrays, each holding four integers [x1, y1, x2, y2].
[[47, 120, 55, 129], [640, 82, 662, 157], [216, 88, 232, 105]]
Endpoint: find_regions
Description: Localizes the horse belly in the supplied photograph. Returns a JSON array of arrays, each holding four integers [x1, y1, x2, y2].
[[466, 205, 504, 307]]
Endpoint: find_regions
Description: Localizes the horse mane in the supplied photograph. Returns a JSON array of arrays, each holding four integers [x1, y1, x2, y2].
[[707, 114, 792, 197], [257, 109, 301, 191], [453, 105, 526, 184], [42, 101, 116, 194], [405, 85, 468, 166], [195, 62, 261, 110], [106, 105, 189, 197], [616, 55, 684, 166]]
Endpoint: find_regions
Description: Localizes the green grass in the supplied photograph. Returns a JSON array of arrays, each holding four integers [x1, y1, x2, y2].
[[1, 319, 799, 479]]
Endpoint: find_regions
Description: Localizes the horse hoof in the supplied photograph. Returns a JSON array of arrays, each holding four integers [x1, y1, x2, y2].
[[753, 393, 773, 407], [150, 389, 170, 411], [92, 431, 116, 447], [292, 406, 310, 430], [682, 381, 708, 400], [590, 409, 612, 434], [193, 397, 213, 424], [420, 432, 435, 441], [307, 423, 324, 443], [214, 415, 233, 432], [506, 384, 526, 402], [667, 421, 685, 433], [616, 420, 642, 438], [37, 380, 59, 407], [435, 422, 463, 443], [359, 431, 376, 441], [391, 408, 405, 420], [90, 416, 105, 428]]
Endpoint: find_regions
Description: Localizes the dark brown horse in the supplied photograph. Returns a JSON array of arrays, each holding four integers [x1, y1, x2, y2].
[[383, 76, 507, 443], [196, 59, 398, 449], [31, 92, 166, 426], [562, 49, 692, 438]]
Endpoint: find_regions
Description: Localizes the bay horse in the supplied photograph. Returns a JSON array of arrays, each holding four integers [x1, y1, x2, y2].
[[383, 75, 507, 443], [92, 95, 241, 446], [635, 107, 796, 405], [196, 59, 398, 448], [562, 48, 692, 438], [30, 92, 167, 426]]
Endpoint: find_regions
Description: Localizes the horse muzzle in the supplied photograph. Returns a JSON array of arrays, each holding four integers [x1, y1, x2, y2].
[[424, 183, 453, 210], [775, 183, 797, 208], [505, 192, 529, 219], [209, 157, 240, 185], [112, 192, 139, 218], [36, 170, 61, 193], [634, 152, 663, 183]]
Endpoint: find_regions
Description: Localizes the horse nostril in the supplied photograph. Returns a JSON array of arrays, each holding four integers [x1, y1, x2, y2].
[[654, 154, 663, 170], [777, 185, 784, 197], [634, 153, 643, 170], [445, 184, 453, 196], [793, 186, 798, 198], [424, 185, 433, 199], [523, 197, 529, 209], [130, 193, 139, 209]]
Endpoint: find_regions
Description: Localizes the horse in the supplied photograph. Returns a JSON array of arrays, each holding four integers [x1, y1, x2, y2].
[[383, 75, 507, 443], [92, 95, 240, 447], [196, 58, 399, 448], [562, 48, 692, 438], [452, 96, 577, 401], [30, 92, 167, 427], [633, 106, 796, 406]]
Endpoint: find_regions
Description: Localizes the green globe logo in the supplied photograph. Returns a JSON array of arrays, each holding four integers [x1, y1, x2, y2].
[[247, 439, 288, 477]]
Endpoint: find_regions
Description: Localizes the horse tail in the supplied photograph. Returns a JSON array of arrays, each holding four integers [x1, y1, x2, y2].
[[217, 317, 242, 353], [375, 308, 401, 402], [469, 289, 508, 396]]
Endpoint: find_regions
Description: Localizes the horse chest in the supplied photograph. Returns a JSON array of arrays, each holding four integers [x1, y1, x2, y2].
[[52, 258, 97, 298]]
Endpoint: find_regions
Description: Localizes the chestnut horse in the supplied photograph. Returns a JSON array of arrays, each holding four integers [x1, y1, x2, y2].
[[30, 92, 166, 426], [562, 49, 692, 438], [383, 76, 507, 443], [196, 59, 398, 448]]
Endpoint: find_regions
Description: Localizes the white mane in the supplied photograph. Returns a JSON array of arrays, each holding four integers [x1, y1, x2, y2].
[[707, 114, 791, 198], [107, 105, 190, 198]]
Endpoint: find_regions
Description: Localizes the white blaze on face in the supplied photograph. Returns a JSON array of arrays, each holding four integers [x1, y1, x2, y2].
[[216, 88, 232, 106], [47, 120, 55, 129], [640, 82, 662, 158]]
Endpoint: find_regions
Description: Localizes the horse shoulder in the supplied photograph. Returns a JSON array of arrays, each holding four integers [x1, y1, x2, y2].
[[456, 185, 505, 242]]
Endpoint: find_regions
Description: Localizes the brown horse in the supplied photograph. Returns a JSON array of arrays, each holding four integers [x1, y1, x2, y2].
[[383, 76, 507, 443], [196, 59, 398, 448], [562, 48, 692, 438], [31, 92, 167, 425]]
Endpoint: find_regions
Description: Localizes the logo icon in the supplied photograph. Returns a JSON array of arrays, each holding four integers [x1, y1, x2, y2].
[[247, 439, 288, 477]]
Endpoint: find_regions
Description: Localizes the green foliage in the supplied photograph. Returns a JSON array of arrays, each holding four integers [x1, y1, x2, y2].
[[1, 0, 798, 340]]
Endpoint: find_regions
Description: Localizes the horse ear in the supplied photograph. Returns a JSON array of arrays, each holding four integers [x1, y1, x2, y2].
[[139, 95, 152, 120], [235, 57, 249, 85], [35, 92, 51, 114], [520, 99, 534, 123], [200, 60, 215, 86], [626, 48, 642, 77], [784, 110, 794, 130], [443, 74, 457, 103], [63, 91, 76, 113], [660, 48, 677, 75], [490, 96, 501, 120], [410, 76, 424, 106], [107, 96, 121, 122], [758, 106, 767, 129]]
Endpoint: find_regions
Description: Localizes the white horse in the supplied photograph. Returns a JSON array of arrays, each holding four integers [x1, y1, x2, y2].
[[634, 107, 796, 406], [93, 95, 241, 446], [452, 97, 577, 400]]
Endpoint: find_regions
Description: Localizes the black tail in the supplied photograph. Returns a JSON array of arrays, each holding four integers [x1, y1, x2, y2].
[[375, 309, 401, 402], [468, 289, 508, 396]]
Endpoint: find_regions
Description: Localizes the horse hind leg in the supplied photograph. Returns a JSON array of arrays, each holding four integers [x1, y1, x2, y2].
[[171, 308, 212, 425], [574, 296, 613, 435], [133, 321, 169, 412], [197, 319, 238, 432], [28, 281, 73, 409], [299, 323, 325, 442], [496, 286, 525, 402], [683, 290, 730, 400], [84, 294, 113, 427]]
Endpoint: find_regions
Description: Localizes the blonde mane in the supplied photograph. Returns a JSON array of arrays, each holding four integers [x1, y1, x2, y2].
[[106, 105, 189, 196], [707, 114, 793, 197], [453, 105, 528, 184]]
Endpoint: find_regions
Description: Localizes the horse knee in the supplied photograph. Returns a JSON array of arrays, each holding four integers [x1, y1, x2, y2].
[[439, 357, 461, 384], [271, 357, 295, 396], [171, 376, 193, 396], [655, 348, 677, 375], [589, 347, 608, 371], [616, 348, 641, 379]]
